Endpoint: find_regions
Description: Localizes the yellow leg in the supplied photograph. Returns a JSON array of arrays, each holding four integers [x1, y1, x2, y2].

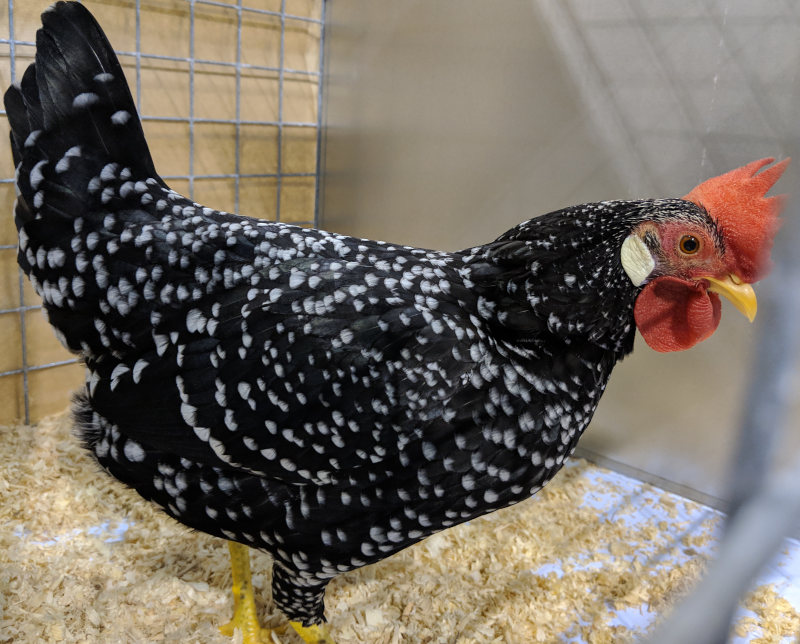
[[289, 621, 335, 644], [219, 541, 271, 644]]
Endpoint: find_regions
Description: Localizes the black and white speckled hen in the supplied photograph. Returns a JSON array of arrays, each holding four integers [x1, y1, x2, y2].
[[5, 3, 789, 642]]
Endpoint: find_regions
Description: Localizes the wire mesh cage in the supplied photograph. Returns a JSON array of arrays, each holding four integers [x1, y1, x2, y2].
[[0, 0, 326, 424]]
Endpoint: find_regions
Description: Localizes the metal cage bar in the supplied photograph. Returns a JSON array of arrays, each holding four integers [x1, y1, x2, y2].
[[8, 0, 31, 423]]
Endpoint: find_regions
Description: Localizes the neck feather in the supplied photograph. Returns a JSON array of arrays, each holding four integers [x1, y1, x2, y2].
[[459, 200, 682, 358]]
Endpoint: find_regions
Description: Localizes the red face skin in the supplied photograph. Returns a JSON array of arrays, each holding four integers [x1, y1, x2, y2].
[[648, 220, 731, 281], [633, 219, 731, 353], [632, 157, 789, 353]]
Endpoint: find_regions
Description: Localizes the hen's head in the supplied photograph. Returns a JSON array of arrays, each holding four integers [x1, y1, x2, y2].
[[623, 158, 790, 352]]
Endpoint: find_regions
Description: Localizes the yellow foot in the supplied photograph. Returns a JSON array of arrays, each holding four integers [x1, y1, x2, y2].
[[219, 617, 271, 644], [219, 541, 337, 644], [219, 541, 271, 644], [289, 621, 335, 644]]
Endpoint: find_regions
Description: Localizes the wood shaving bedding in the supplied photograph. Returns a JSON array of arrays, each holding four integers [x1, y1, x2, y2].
[[0, 413, 790, 643], [734, 585, 800, 643]]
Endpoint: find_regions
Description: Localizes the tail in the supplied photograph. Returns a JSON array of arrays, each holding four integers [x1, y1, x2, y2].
[[4, 1, 161, 235], [4, 2, 171, 355]]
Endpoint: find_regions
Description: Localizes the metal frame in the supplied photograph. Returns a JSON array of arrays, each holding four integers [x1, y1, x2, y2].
[[0, 0, 327, 423]]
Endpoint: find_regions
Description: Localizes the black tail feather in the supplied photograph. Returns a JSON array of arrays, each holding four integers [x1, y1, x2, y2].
[[35, 2, 157, 175], [4, 84, 27, 167], [3, 1, 173, 351], [4, 0, 161, 226]]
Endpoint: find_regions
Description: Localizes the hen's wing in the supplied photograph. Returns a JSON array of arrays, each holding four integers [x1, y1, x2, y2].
[[84, 222, 491, 487]]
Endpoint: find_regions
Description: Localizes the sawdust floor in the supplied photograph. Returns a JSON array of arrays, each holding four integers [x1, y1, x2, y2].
[[2, 413, 799, 643]]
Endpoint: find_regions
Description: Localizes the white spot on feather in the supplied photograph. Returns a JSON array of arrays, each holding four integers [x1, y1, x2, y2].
[[110, 363, 129, 391], [55, 146, 81, 173], [29, 160, 47, 190], [123, 440, 146, 462], [24, 130, 41, 148], [72, 92, 100, 109], [71, 275, 85, 297], [111, 110, 132, 125], [186, 308, 206, 333], [153, 333, 170, 356], [100, 163, 119, 182], [132, 359, 149, 383], [181, 402, 198, 426]]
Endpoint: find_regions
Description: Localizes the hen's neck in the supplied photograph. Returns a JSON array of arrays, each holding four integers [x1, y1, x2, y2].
[[459, 201, 662, 360]]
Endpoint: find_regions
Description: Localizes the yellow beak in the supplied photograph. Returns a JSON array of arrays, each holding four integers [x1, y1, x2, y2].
[[703, 274, 757, 322]]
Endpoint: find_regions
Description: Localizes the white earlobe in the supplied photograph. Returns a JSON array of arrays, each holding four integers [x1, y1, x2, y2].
[[621, 234, 655, 287]]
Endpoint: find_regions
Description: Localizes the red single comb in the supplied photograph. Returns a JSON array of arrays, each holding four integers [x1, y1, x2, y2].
[[683, 157, 790, 282]]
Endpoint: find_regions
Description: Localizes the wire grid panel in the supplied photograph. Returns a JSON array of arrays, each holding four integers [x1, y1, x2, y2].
[[0, 0, 326, 424]]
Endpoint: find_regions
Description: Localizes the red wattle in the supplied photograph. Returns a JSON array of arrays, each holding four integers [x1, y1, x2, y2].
[[634, 277, 721, 352]]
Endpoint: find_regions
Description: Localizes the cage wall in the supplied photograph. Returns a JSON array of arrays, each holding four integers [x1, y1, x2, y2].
[[0, 0, 325, 424]]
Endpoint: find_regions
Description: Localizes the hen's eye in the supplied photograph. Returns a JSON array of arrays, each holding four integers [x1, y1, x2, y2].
[[679, 235, 700, 255]]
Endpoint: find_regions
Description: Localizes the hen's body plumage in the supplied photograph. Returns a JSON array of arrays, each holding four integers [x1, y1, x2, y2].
[[6, 2, 787, 633]]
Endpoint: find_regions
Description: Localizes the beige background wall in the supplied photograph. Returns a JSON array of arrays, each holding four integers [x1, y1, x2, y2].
[[0, 0, 323, 423]]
